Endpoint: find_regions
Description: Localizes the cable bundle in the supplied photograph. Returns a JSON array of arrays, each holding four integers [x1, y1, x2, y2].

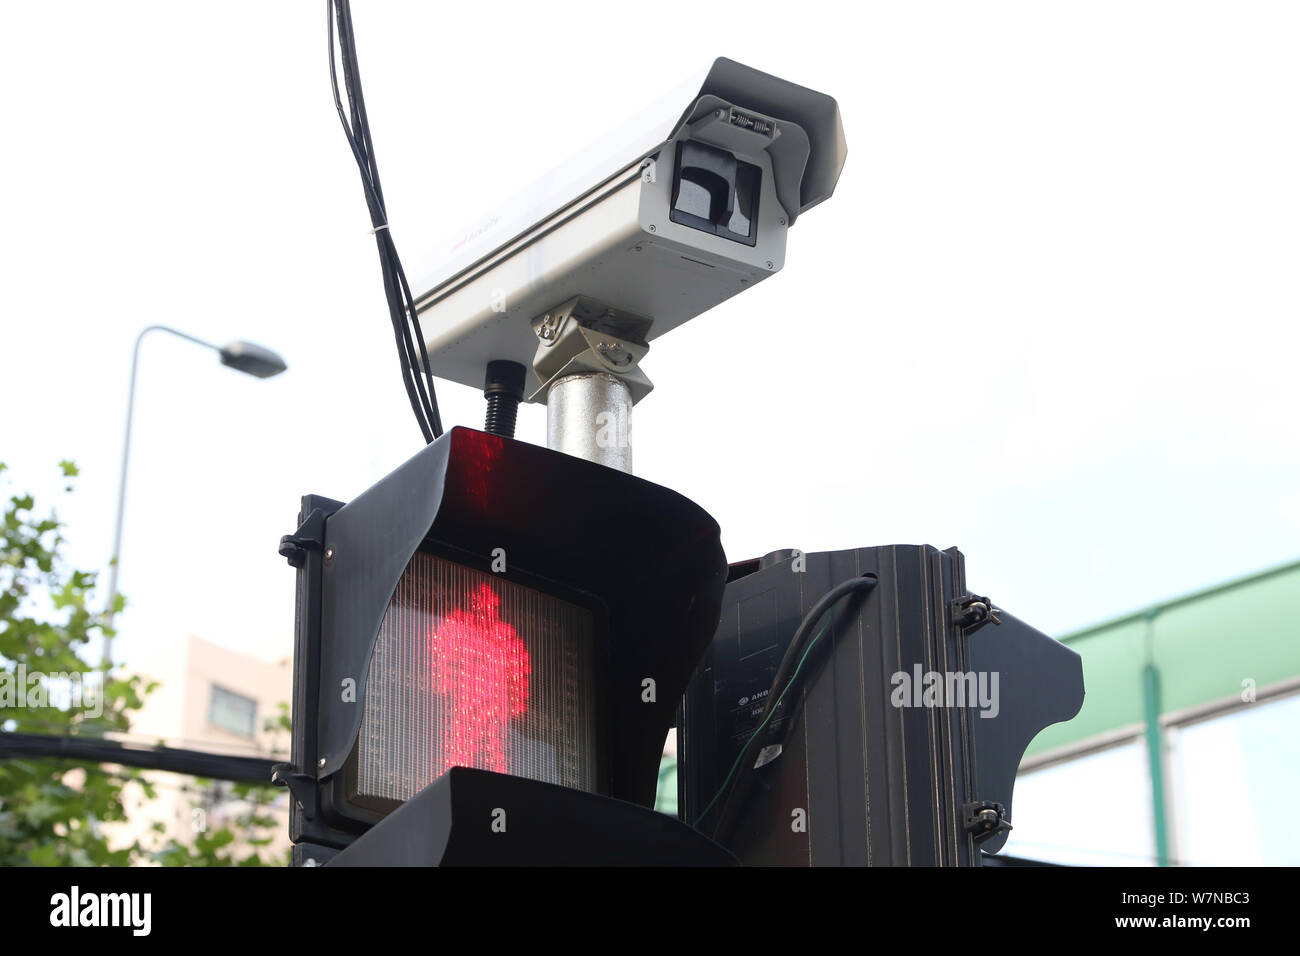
[[328, 0, 443, 443]]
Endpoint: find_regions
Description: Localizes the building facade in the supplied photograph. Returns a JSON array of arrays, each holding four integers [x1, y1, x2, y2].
[[112, 635, 293, 862], [1005, 558, 1299, 866]]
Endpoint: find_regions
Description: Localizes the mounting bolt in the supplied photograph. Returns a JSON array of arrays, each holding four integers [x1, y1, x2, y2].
[[483, 360, 526, 439], [318, 757, 326, 769], [766, 260, 774, 270], [535, 312, 563, 344], [323, 546, 335, 561], [648, 224, 657, 233]]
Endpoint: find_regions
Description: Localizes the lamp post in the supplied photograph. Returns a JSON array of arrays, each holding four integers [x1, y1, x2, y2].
[[101, 324, 288, 669]]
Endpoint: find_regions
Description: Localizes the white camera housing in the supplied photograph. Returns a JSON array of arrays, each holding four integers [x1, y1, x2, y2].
[[413, 57, 847, 400]]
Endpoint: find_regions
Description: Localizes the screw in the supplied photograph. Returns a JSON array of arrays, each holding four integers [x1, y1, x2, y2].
[[318, 757, 326, 768], [648, 224, 657, 233], [779, 216, 786, 226], [766, 260, 774, 270], [324, 546, 335, 560]]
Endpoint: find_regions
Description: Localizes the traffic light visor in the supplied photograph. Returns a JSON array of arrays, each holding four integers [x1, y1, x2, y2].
[[290, 427, 728, 845]]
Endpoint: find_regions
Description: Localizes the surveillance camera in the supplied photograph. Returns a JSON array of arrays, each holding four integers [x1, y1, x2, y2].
[[412, 57, 846, 402]]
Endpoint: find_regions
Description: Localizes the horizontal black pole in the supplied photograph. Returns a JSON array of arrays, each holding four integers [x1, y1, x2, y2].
[[0, 731, 279, 785]]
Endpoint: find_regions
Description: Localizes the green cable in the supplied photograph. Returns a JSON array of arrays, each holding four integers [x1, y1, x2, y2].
[[693, 613, 835, 827]]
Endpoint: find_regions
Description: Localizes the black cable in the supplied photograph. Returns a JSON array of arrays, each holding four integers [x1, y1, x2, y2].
[[761, 575, 878, 732], [329, 3, 425, 440], [327, 0, 443, 442], [704, 573, 878, 842], [332, 2, 439, 441]]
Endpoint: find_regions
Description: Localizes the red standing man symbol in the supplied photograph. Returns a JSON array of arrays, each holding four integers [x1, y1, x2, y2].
[[429, 582, 531, 775]]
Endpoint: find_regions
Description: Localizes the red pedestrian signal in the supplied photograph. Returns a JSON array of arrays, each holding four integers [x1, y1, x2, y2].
[[355, 556, 599, 809], [278, 427, 734, 864], [424, 582, 534, 777]]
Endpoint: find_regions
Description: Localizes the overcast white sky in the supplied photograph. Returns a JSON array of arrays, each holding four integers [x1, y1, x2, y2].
[[2, 1, 1297, 674]]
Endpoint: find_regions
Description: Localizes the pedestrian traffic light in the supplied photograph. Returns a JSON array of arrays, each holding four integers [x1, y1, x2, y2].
[[277, 426, 735, 864], [678, 546, 1084, 866]]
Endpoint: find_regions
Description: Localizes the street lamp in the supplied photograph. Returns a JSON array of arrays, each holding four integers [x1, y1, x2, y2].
[[101, 324, 288, 669]]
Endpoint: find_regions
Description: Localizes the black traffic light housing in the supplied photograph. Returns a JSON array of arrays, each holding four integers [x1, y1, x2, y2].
[[678, 546, 1084, 865], [326, 767, 733, 866], [279, 427, 730, 853]]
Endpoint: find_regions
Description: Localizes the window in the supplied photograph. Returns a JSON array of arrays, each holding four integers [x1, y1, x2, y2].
[[209, 685, 258, 739], [1171, 692, 1300, 866], [1002, 741, 1157, 866]]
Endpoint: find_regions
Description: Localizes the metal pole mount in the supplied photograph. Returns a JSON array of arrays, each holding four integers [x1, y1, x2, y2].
[[530, 296, 653, 474]]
